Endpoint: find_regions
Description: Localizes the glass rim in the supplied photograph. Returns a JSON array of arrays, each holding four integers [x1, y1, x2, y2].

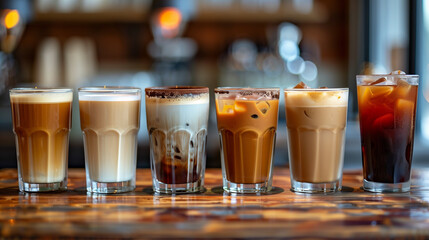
[[9, 88, 73, 94], [214, 87, 280, 92], [78, 86, 141, 93], [356, 74, 419, 85], [356, 74, 419, 78], [284, 88, 349, 92]]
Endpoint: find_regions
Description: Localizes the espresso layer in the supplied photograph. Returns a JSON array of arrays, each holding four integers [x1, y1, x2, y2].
[[145, 86, 209, 98], [215, 88, 280, 99], [145, 93, 209, 105]]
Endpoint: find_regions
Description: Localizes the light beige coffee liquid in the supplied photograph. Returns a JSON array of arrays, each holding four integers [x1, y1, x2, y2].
[[285, 90, 348, 183], [79, 95, 140, 183]]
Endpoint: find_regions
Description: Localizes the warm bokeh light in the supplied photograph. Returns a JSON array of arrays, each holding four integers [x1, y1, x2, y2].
[[158, 7, 181, 30], [4, 10, 20, 29]]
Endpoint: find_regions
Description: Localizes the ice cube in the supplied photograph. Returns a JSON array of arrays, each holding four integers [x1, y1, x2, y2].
[[256, 95, 270, 101], [237, 93, 250, 101], [294, 81, 309, 89], [390, 70, 406, 75], [256, 101, 270, 114], [397, 78, 411, 87], [234, 101, 247, 112], [218, 100, 235, 114], [150, 129, 166, 163], [170, 129, 191, 163], [358, 86, 372, 105], [390, 79, 411, 100], [372, 113, 394, 130], [368, 86, 394, 99], [308, 91, 325, 102], [394, 99, 414, 129], [369, 77, 387, 86]]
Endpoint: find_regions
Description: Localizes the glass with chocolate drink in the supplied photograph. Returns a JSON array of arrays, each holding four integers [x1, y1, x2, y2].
[[284, 82, 348, 193], [215, 88, 280, 193], [10, 88, 73, 192], [145, 86, 209, 194], [357, 72, 418, 192], [79, 87, 141, 193]]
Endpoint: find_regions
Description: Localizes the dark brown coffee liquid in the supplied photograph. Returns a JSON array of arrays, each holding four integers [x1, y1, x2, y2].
[[358, 85, 418, 183]]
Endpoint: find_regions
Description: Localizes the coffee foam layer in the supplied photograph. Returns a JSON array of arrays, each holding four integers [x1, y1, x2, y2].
[[285, 90, 348, 107], [146, 93, 209, 105], [10, 92, 73, 103], [79, 93, 141, 101]]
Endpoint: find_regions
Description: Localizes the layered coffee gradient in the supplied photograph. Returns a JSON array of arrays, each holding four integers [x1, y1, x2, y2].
[[146, 87, 209, 193], [284, 88, 348, 191], [10, 89, 72, 191], [215, 88, 279, 193]]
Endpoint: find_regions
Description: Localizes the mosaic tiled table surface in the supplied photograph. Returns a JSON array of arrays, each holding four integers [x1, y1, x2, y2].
[[1, 168, 429, 239]]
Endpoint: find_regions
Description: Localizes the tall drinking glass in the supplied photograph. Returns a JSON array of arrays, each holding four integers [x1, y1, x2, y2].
[[284, 88, 348, 193], [357, 74, 418, 192], [79, 87, 141, 193], [145, 86, 209, 194], [215, 88, 279, 193], [10, 88, 73, 192]]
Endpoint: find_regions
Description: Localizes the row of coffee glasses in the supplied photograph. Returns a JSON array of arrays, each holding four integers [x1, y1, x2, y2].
[[9, 72, 418, 194]]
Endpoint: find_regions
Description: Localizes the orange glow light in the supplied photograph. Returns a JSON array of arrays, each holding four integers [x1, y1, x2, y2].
[[159, 7, 181, 30], [5, 10, 20, 29]]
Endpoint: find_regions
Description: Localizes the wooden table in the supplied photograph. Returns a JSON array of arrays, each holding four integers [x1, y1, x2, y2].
[[1, 168, 429, 239]]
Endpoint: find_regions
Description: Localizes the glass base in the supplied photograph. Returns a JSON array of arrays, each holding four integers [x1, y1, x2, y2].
[[291, 179, 341, 193], [223, 179, 271, 193], [19, 181, 67, 192], [153, 178, 203, 194], [363, 179, 410, 193], [87, 179, 135, 193]]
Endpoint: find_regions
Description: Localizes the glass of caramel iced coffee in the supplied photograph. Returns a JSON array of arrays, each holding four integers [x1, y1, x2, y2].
[[79, 87, 141, 193], [145, 86, 209, 194], [215, 88, 280, 193], [10, 88, 73, 192], [284, 84, 348, 193]]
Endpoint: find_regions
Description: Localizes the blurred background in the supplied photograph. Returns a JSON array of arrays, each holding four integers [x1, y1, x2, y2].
[[0, 0, 428, 169]]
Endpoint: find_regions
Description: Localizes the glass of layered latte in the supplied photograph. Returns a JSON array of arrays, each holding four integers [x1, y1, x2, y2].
[[145, 86, 209, 194], [79, 87, 141, 193], [284, 83, 348, 193], [10, 88, 73, 192]]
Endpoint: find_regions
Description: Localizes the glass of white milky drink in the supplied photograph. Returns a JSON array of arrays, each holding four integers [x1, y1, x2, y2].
[[78, 87, 141, 193], [145, 86, 209, 194]]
